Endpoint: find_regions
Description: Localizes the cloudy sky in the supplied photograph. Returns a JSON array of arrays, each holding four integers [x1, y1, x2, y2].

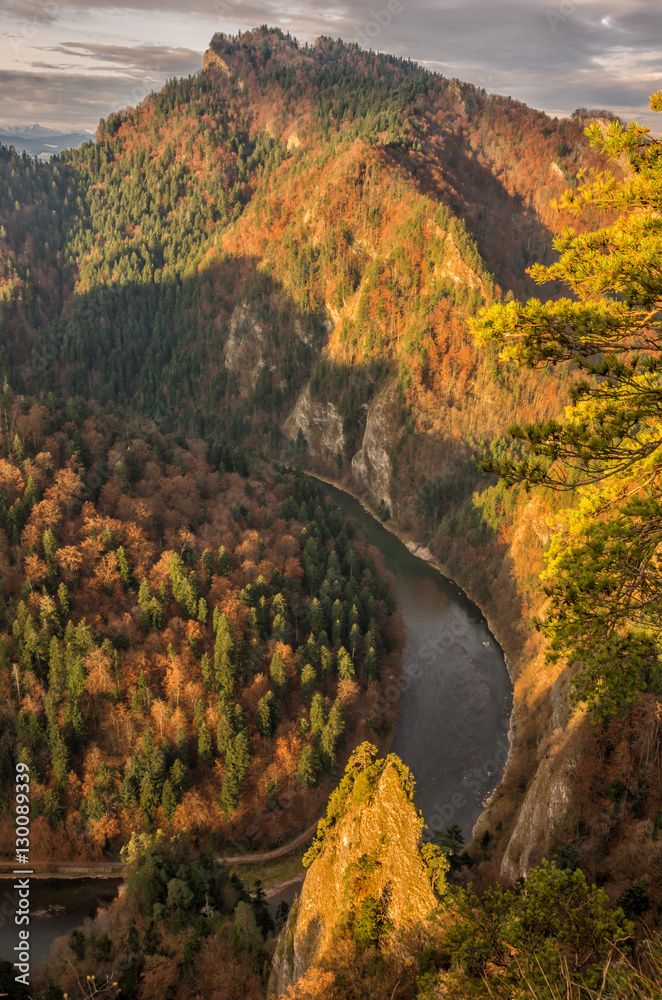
[[1, 0, 660, 131]]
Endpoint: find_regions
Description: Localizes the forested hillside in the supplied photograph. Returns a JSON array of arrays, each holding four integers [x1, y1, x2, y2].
[[27, 747, 660, 1000], [0, 33, 616, 695], [0, 394, 401, 861], [4, 26, 662, 1000], [0, 28, 609, 458]]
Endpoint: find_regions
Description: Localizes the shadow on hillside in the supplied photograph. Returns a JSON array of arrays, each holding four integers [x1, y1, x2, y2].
[[17, 243, 530, 639], [19, 255, 410, 485], [382, 133, 558, 301], [19, 255, 337, 456]]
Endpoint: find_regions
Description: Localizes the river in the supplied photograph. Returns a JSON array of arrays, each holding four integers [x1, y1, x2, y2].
[[320, 480, 513, 840], [0, 479, 512, 966], [0, 878, 123, 966]]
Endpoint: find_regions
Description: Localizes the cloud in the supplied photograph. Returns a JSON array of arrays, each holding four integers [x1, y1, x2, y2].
[[0, 0, 659, 128], [0, 68, 161, 128], [41, 41, 203, 76], [29, 59, 73, 69], [377, 0, 662, 120]]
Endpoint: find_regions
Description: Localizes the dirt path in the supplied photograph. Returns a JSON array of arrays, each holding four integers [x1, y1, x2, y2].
[[0, 821, 318, 880], [220, 820, 318, 866], [263, 871, 306, 899]]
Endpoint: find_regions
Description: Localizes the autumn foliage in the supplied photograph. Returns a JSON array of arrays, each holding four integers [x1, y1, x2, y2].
[[0, 395, 402, 862]]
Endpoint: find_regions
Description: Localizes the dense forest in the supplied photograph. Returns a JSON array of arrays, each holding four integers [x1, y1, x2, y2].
[[0, 393, 401, 861], [1, 24, 661, 1000], [0, 27, 610, 465], [16, 747, 661, 1000]]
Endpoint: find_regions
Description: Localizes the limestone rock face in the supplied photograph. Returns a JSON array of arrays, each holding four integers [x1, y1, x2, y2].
[[282, 386, 344, 459], [269, 759, 437, 997], [434, 225, 487, 295], [202, 47, 231, 75], [223, 302, 267, 388], [500, 721, 578, 879], [351, 381, 401, 514]]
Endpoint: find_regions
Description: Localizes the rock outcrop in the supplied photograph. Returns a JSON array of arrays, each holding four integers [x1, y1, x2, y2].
[[282, 386, 344, 459], [269, 748, 439, 997], [202, 47, 231, 75], [500, 710, 582, 879], [223, 301, 267, 388], [351, 381, 401, 514]]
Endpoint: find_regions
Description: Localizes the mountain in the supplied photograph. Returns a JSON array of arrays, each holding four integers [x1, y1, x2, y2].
[[0, 124, 64, 136], [0, 29, 609, 463], [0, 123, 94, 158], [1, 26, 660, 999]]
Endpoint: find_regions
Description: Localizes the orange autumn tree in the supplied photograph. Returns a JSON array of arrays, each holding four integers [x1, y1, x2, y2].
[[0, 395, 402, 861]]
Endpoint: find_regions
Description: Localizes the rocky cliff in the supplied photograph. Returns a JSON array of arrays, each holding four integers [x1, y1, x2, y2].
[[351, 381, 401, 515], [282, 386, 345, 460], [269, 745, 441, 997]]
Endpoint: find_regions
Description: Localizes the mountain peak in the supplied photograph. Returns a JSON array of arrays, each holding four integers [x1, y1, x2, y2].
[[0, 123, 60, 136], [204, 26, 313, 77]]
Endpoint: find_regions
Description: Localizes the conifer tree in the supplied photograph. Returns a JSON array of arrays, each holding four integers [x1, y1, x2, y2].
[[214, 613, 234, 696], [309, 598, 324, 636], [140, 772, 159, 823], [297, 745, 318, 787], [310, 693, 327, 736], [200, 548, 214, 584], [272, 613, 287, 640], [116, 546, 132, 589], [337, 646, 355, 681], [57, 582, 70, 618], [320, 645, 334, 677], [269, 650, 288, 696], [200, 652, 212, 690], [474, 93, 662, 711], [48, 725, 70, 790], [217, 700, 234, 753], [255, 690, 278, 738], [320, 722, 338, 770], [197, 721, 213, 765], [300, 663, 317, 702], [218, 545, 231, 577], [161, 778, 177, 821], [221, 730, 250, 811]]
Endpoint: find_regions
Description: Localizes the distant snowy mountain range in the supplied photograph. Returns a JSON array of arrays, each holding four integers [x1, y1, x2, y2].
[[0, 123, 94, 157]]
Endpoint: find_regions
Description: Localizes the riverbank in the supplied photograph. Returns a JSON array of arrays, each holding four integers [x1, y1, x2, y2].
[[300, 468, 516, 842], [307, 472, 512, 842], [0, 876, 124, 965], [302, 468, 514, 681]]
